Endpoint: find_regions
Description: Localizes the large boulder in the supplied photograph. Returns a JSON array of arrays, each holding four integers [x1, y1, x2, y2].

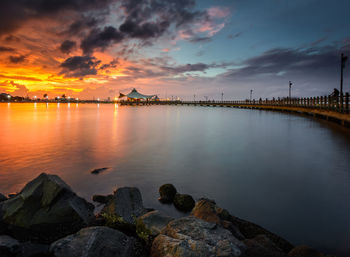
[[0, 193, 7, 202], [158, 184, 177, 203], [0, 173, 95, 243], [173, 193, 195, 212], [102, 187, 147, 226], [0, 235, 21, 257], [136, 210, 174, 244], [192, 198, 293, 253], [244, 235, 287, 257], [288, 245, 325, 257], [50, 226, 137, 257], [151, 216, 246, 257], [191, 199, 244, 240], [92, 194, 113, 204]]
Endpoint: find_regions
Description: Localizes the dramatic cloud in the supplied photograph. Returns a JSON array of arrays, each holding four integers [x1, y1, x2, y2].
[[60, 40, 76, 54], [81, 26, 124, 54], [0, 81, 29, 96], [9, 55, 26, 63], [0, 46, 15, 52], [0, 0, 115, 35], [60, 55, 101, 78], [219, 43, 350, 97]]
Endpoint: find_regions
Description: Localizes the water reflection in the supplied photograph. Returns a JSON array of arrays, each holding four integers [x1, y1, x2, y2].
[[0, 103, 350, 256]]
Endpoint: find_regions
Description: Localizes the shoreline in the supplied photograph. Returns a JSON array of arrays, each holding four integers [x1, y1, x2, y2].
[[0, 173, 335, 257]]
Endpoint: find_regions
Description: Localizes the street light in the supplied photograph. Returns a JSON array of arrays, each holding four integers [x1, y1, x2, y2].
[[289, 81, 292, 99]]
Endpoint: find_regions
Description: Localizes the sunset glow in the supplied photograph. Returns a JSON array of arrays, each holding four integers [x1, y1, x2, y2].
[[0, 0, 349, 100]]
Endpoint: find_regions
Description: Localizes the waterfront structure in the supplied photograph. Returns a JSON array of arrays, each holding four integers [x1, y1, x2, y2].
[[119, 88, 158, 101]]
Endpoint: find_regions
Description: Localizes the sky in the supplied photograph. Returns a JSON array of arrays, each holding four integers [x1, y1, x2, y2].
[[0, 0, 350, 100]]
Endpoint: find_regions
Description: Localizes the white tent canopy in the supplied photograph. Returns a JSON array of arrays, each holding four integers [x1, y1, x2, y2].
[[120, 88, 157, 100]]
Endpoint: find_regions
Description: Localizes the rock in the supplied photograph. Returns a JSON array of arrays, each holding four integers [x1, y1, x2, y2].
[[192, 198, 293, 253], [90, 167, 109, 175], [173, 193, 195, 212], [21, 242, 50, 257], [191, 199, 244, 240], [0, 235, 21, 257], [151, 216, 246, 257], [0, 173, 95, 243], [102, 187, 147, 226], [288, 245, 325, 257], [230, 215, 294, 253], [244, 235, 287, 257], [158, 184, 177, 203], [136, 210, 174, 244], [0, 193, 7, 202], [8, 193, 17, 199], [92, 194, 113, 204], [50, 226, 136, 257]]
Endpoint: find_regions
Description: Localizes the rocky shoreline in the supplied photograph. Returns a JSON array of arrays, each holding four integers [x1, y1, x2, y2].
[[0, 173, 333, 257]]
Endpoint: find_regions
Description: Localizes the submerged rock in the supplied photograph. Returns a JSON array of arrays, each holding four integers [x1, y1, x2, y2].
[[90, 167, 109, 175], [0, 173, 95, 243], [158, 184, 177, 203], [173, 193, 195, 212], [0, 235, 21, 257], [136, 210, 174, 244], [0, 193, 7, 202], [50, 226, 136, 257], [191, 198, 293, 253], [244, 235, 287, 257], [151, 216, 246, 257], [102, 187, 147, 226], [288, 245, 325, 257]]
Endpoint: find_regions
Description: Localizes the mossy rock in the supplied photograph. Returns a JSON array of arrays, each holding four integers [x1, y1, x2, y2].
[[173, 193, 195, 212], [158, 184, 177, 203], [136, 211, 174, 245]]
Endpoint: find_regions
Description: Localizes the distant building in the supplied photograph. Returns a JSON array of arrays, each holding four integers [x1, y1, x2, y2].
[[0, 93, 11, 101], [119, 88, 158, 101]]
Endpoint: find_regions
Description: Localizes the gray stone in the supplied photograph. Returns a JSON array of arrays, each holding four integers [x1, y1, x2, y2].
[[0, 173, 95, 243], [103, 187, 147, 225], [50, 226, 136, 257], [0, 193, 7, 202], [136, 210, 174, 243], [151, 216, 246, 257], [0, 235, 21, 257]]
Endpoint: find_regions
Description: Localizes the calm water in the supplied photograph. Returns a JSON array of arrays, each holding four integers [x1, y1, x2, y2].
[[1, 103, 350, 255]]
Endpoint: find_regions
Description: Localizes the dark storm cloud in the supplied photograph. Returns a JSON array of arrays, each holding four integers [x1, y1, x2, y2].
[[81, 26, 124, 54], [9, 55, 26, 63], [60, 55, 101, 78], [60, 40, 76, 54], [0, 46, 15, 52], [223, 45, 349, 79], [219, 43, 350, 96], [119, 20, 170, 39], [118, 0, 206, 36], [0, 0, 115, 35]]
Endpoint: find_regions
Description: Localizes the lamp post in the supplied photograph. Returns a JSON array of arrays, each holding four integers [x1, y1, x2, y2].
[[289, 81, 292, 99]]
